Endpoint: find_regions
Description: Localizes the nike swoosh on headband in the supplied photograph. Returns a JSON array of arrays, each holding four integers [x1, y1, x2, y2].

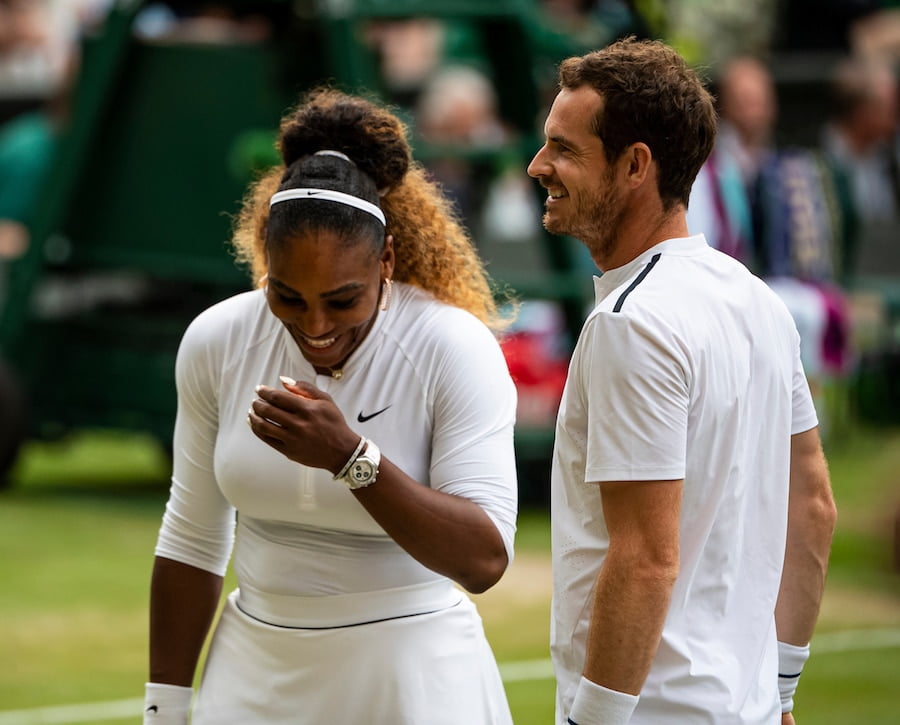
[[270, 188, 386, 226]]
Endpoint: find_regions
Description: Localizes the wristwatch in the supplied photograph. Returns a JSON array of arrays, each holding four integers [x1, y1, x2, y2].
[[336, 438, 381, 489]]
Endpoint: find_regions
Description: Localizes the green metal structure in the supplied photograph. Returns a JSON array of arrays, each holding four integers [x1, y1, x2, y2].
[[0, 0, 597, 491]]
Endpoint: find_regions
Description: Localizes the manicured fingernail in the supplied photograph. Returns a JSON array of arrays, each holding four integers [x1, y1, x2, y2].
[[255, 384, 264, 394], [248, 405, 254, 416], [246, 414, 252, 427], [279, 375, 297, 387]]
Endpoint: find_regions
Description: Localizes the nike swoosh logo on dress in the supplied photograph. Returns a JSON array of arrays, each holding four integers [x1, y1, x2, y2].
[[357, 405, 392, 422]]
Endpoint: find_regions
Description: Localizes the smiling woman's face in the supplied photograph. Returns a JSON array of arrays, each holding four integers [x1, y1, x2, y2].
[[265, 229, 393, 373]]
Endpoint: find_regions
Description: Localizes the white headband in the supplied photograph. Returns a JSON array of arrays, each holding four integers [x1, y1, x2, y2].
[[269, 188, 386, 226]]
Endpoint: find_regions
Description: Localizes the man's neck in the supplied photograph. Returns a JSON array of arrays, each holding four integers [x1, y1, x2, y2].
[[595, 206, 688, 272]]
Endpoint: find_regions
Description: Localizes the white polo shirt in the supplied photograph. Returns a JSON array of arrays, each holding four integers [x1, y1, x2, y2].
[[155, 282, 518, 598], [551, 235, 817, 724]]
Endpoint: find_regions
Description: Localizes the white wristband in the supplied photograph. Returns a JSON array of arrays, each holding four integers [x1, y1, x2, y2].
[[777, 641, 810, 713], [568, 676, 639, 725], [143, 682, 193, 725]]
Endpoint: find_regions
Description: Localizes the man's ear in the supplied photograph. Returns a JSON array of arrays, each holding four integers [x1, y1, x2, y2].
[[623, 142, 653, 189]]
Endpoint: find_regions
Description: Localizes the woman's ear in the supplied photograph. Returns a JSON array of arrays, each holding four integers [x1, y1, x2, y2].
[[381, 234, 395, 279]]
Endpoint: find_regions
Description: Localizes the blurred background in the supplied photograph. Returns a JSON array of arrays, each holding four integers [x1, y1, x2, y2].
[[1, 1, 899, 723]]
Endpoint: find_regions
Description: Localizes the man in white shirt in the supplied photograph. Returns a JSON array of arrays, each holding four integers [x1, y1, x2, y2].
[[528, 37, 836, 725]]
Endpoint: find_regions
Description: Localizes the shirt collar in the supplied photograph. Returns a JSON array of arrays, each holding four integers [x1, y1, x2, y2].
[[592, 234, 709, 306]]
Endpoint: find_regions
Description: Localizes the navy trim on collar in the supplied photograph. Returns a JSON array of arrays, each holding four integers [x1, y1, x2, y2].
[[612, 253, 661, 312]]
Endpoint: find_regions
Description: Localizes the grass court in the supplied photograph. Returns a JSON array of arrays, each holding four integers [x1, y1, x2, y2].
[[1, 420, 899, 723]]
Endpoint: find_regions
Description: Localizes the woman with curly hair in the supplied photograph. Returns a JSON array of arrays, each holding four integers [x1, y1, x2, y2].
[[144, 88, 517, 724]]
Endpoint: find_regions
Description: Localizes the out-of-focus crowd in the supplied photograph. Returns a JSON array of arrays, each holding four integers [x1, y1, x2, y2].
[[3, 0, 900, 435]]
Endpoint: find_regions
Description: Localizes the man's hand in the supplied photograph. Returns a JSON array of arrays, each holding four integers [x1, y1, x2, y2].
[[782, 712, 795, 725]]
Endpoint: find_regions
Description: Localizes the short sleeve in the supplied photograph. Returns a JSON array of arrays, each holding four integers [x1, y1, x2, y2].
[[789, 326, 819, 435], [582, 312, 689, 483]]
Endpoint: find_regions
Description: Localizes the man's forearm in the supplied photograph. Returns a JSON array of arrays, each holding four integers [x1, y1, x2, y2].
[[775, 429, 836, 645], [774, 505, 834, 646], [582, 553, 677, 694]]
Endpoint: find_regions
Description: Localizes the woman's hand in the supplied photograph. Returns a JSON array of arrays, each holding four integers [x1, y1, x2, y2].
[[250, 379, 510, 594], [248, 377, 361, 475]]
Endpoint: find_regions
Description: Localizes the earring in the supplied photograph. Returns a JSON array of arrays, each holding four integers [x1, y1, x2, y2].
[[258, 273, 268, 292], [380, 278, 393, 311]]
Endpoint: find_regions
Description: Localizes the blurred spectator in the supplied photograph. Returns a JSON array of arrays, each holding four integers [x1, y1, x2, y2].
[[0, 0, 76, 100], [689, 55, 854, 429], [416, 64, 508, 149], [850, 6, 900, 61], [364, 18, 445, 109], [0, 1, 146, 324], [821, 54, 900, 226], [413, 63, 519, 233], [133, 2, 273, 44], [0, 97, 55, 261], [0, 0, 86, 467], [716, 56, 779, 188], [687, 56, 769, 263], [0, 0, 83, 305], [688, 56, 776, 268]]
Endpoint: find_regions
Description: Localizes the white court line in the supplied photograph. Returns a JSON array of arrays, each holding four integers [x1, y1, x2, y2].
[[813, 627, 900, 653], [0, 698, 143, 725], [499, 657, 556, 682], [2, 628, 899, 724]]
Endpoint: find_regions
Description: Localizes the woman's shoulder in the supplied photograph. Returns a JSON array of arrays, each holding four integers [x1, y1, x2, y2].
[[389, 283, 505, 372], [180, 288, 272, 351], [393, 283, 496, 342], [388, 284, 514, 400]]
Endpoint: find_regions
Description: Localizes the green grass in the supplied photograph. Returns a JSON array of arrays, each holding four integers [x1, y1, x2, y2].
[[1, 423, 900, 724], [801, 648, 900, 718], [820, 424, 900, 600], [503, 680, 556, 723]]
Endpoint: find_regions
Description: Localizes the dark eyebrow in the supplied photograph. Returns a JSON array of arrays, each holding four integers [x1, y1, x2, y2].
[[548, 134, 579, 149], [267, 276, 365, 299], [321, 283, 365, 299]]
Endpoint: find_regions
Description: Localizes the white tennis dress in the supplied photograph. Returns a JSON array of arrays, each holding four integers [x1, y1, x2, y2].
[[155, 282, 518, 723]]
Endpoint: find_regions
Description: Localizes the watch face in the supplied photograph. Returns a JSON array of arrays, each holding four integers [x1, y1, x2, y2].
[[342, 441, 380, 489], [350, 459, 375, 484]]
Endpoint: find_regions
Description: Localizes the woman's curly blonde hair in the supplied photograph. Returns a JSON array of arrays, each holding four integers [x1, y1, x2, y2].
[[231, 88, 512, 331]]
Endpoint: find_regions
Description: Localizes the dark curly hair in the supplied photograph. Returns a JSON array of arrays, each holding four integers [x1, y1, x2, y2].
[[558, 37, 717, 210], [232, 88, 510, 330]]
